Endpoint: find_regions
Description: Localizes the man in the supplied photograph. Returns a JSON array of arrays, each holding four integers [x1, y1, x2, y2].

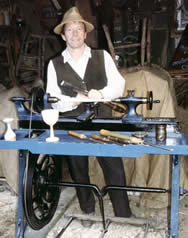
[[46, 7, 132, 221]]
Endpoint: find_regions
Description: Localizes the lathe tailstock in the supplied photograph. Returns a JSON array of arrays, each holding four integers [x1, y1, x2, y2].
[[0, 87, 187, 238]]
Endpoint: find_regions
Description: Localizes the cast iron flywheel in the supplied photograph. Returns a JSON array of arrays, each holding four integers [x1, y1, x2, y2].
[[23, 153, 61, 230]]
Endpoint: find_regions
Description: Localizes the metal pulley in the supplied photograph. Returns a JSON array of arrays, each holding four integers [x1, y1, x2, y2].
[[31, 87, 45, 113], [11, 87, 59, 113], [147, 91, 159, 110], [31, 87, 60, 112]]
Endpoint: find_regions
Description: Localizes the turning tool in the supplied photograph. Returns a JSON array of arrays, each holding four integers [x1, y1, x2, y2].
[[68, 130, 105, 144], [100, 129, 143, 143], [100, 129, 173, 151], [91, 134, 125, 146], [105, 135, 131, 144]]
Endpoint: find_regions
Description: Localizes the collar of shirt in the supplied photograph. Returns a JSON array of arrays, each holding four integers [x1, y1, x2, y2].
[[62, 44, 91, 63], [62, 44, 91, 79]]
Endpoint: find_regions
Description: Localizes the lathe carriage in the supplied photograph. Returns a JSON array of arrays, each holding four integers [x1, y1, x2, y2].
[[0, 88, 187, 238]]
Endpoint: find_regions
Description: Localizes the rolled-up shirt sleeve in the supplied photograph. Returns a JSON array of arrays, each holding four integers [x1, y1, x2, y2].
[[46, 60, 77, 112], [100, 50, 125, 99]]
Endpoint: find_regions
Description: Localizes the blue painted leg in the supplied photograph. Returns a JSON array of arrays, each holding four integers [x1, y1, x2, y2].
[[16, 150, 26, 238], [170, 155, 180, 238]]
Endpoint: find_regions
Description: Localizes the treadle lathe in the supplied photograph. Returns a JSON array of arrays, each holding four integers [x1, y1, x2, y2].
[[0, 88, 188, 238]]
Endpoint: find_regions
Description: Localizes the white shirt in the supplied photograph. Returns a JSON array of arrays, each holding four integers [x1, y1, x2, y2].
[[46, 45, 125, 112]]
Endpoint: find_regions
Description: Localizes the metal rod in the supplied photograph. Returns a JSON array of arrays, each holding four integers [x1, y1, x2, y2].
[[99, 219, 111, 238], [101, 185, 169, 197], [59, 98, 116, 103], [97, 196, 106, 229], [143, 142, 174, 151], [47, 182, 169, 194], [56, 216, 75, 238]]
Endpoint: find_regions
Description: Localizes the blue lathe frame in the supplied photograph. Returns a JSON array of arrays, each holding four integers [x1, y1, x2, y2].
[[0, 128, 187, 237]]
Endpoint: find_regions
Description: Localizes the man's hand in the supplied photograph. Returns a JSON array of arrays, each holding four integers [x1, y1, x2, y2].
[[88, 89, 103, 99]]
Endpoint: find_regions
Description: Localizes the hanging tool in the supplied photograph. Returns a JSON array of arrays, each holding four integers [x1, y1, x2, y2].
[[68, 130, 105, 144], [100, 129, 173, 151], [91, 134, 125, 146]]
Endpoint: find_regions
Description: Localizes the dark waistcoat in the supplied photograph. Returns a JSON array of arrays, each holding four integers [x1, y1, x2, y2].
[[52, 49, 111, 117]]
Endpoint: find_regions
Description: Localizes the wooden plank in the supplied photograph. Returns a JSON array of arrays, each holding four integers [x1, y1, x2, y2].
[[169, 72, 188, 76], [171, 77, 188, 80], [146, 18, 151, 64], [168, 69, 188, 74], [114, 43, 141, 49]]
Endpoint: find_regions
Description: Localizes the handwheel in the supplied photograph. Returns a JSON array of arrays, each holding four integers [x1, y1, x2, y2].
[[148, 91, 153, 110], [32, 87, 45, 113], [23, 153, 61, 230]]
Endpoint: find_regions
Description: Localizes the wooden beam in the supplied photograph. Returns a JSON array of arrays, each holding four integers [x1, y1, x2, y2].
[[102, 24, 116, 65], [141, 17, 147, 66], [146, 18, 151, 65]]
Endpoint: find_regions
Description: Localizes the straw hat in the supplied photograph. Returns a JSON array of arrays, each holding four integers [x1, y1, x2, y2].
[[54, 7, 94, 35]]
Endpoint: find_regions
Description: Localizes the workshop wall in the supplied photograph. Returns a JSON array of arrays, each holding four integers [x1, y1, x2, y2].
[[0, 0, 187, 105], [108, 0, 175, 67]]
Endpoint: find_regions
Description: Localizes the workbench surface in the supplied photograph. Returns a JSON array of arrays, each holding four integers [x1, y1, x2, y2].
[[0, 129, 187, 157]]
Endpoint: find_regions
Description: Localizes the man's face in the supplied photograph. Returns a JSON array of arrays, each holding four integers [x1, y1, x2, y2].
[[62, 22, 87, 49]]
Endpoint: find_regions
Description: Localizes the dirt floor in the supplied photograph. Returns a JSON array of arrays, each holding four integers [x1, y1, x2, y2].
[[1, 179, 188, 238]]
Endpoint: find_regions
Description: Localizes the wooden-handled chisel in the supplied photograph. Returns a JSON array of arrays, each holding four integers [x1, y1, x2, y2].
[[91, 134, 125, 146], [100, 129, 143, 143], [105, 135, 131, 144], [100, 129, 173, 151], [68, 131, 105, 144]]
